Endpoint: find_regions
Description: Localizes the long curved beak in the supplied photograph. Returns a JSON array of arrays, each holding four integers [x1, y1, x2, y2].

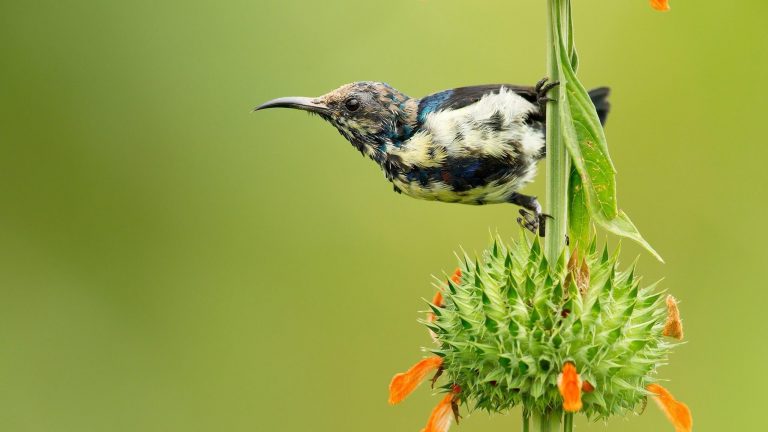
[[253, 96, 329, 114]]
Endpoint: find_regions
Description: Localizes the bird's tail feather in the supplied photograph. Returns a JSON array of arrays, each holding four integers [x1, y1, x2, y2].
[[588, 87, 611, 126]]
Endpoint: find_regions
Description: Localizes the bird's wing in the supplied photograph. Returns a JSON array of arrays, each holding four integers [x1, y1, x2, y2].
[[416, 84, 537, 123]]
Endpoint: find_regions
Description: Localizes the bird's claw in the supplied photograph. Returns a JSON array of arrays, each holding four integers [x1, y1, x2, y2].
[[535, 77, 560, 96], [535, 77, 560, 111], [517, 209, 552, 237]]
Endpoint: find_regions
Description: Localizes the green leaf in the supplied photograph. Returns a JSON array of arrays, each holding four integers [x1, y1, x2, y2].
[[529, 236, 542, 260], [552, 281, 563, 301], [508, 319, 519, 337], [594, 210, 664, 263], [556, 85, 617, 220], [447, 279, 458, 295], [565, 0, 578, 71], [552, 9, 663, 262], [504, 252, 513, 268], [428, 302, 443, 317], [568, 165, 591, 250]]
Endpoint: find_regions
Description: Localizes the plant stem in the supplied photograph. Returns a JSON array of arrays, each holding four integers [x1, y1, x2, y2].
[[539, 3, 572, 430], [533, 410, 560, 432], [545, 0, 569, 264], [523, 409, 530, 432], [563, 413, 573, 432]]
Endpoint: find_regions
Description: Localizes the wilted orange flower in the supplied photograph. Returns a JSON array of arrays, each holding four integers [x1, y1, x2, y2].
[[557, 362, 583, 412], [421, 386, 461, 432], [663, 295, 684, 340], [565, 251, 590, 296], [389, 357, 443, 405], [651, 0, 671, 11], [647, 384, 692, 432]]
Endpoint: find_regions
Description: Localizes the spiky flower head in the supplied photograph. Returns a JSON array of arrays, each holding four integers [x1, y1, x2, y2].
[[389, 237, 691, 431]]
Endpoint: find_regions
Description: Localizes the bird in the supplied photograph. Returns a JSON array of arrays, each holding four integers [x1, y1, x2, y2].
[[255, 79, 610, 235]]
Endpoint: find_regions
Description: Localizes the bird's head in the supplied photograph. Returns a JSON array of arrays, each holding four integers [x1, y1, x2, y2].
[[255, 82, 418, 156]]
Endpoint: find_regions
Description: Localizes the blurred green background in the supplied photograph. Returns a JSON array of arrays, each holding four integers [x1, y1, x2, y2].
[[0, 1, 766, 431]]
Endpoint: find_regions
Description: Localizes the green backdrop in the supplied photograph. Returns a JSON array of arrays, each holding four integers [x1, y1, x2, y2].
[[1, 1, 765, 431]]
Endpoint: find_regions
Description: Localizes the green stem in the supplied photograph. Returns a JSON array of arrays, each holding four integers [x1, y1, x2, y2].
[[523, 409, 530, 432], [545, 0, 569, 264], [544, 3, 577, 431], [563, 413, 573, 432], [533, 410, 560, 432]]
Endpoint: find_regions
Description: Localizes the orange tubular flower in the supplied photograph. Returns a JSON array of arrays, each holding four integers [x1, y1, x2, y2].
[[428, 290, 444, 323], [427, 290, 444, 343], [557, 362, 583, 412], [428, 269, 460, 322], [651, 0, 671, 11], [421, 387, 460, 432], [449, 268, 462, 284], [647, 384, 692, 432], [389, 357, 443, 405], [428, 268, 461, 342]]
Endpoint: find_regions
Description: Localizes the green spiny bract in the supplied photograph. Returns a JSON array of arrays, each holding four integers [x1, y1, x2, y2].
[[425, 237, 674, 419]]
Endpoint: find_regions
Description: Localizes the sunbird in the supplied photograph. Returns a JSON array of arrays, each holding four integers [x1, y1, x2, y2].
[[255, 79, 609, 235]]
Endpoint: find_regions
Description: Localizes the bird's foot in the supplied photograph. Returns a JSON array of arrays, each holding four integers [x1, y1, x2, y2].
[[517, 209, 553, 237], [534, 77, 560, 111]]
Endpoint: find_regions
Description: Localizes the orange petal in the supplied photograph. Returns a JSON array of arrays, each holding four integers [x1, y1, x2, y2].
[[428, 290, 444, 342], [432, 290, 444, 309], [428, 290, 444, 323], [647, 384, 692, 432], [650, 0, 671, 11], [420, 389, 459, 432], [450, 268, 462, 284], [557, 362, 583, 412], [428, 269, 459, 337], [663, 295, 684, 340], [582, 380, 595, 393], [389, 357, 443, 405]]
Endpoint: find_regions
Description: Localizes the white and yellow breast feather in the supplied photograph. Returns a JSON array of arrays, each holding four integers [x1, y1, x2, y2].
[[389, 88, 543, 166]]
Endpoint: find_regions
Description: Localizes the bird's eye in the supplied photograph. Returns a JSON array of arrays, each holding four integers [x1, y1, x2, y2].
[[345, 98, 360, 112]]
